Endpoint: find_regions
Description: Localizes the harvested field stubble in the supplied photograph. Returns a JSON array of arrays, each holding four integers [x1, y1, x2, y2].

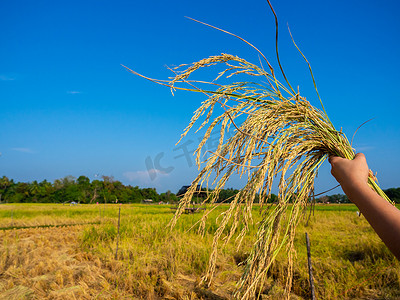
[[1, 204, 399, 299], [0, 225, 138, 299]]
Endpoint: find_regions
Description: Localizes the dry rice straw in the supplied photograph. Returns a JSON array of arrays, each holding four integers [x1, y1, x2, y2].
[[124, 8, 393, 299]]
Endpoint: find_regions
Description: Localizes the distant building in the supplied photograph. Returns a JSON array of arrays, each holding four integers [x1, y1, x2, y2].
[[177, 185, 207, 198], [176, 186, 192, 197], [141, 199, 153, 204]]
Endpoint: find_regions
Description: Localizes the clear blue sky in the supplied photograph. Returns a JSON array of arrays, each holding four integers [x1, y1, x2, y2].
[[1, 0, 399, 194]]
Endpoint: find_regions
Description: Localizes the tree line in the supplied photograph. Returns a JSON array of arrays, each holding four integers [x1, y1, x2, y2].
[[0, 175, 398, 204], [316, 187, 400, 204], [0, 175, 177, 204]]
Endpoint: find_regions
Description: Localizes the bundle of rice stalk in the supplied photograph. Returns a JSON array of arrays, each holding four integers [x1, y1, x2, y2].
[[124, 5, 393, 299]]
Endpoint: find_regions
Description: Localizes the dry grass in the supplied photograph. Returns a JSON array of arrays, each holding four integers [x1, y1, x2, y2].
[[0, 226, 92, 299]]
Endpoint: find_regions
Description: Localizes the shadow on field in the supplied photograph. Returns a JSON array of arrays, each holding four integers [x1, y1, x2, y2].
[[343, 250, 365, 263], [341, 242, 394, 264], [194, 287, 226, 300]]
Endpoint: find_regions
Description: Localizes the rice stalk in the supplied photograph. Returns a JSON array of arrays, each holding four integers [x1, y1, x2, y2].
[[125, 10, 393, 300]]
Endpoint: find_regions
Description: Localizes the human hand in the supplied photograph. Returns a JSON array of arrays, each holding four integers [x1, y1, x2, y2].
[[330, 154, 400, 260], [328, 153, 370, 194]]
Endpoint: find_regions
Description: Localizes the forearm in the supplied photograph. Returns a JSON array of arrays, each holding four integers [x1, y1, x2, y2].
[[344, 183, 400, 260], [329, 153, 400, 260]]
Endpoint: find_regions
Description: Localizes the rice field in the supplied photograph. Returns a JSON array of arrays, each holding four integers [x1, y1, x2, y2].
[[0, 203, 399, 299]]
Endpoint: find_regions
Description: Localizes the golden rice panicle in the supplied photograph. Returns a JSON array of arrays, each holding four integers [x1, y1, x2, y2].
[[126, 16, 393, 299], [156, 49, 393, 299]]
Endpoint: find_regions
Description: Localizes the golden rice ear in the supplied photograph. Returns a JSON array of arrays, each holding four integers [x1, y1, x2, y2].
[[163, 54, 391, 298], [128, 9, 392, 300], [164, 56, 336, 298]]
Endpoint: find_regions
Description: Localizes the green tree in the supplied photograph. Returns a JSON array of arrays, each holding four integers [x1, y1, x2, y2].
[[101, 175, 115, 204], [77, 176, 91, 203], [159, 190, 178, 203], [384, 188, 400, 203], [141, 188, 159, 202], [29, 180, 41, 202], [90, 180, 103, 204], [53, 176, 77, 203], [13, 182, 30, 203], [0, 176, 11, 203], [38, 180, 53, 203]]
